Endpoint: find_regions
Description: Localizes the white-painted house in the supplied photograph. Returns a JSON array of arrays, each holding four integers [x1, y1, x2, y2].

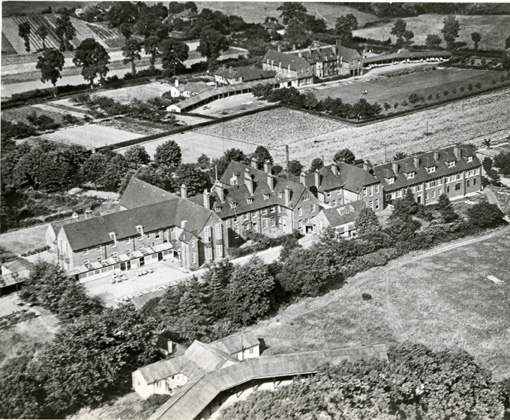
[[132, 332, 261, 399]]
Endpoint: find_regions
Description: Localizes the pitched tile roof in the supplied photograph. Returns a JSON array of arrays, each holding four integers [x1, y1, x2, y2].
[[215, 66, 276, 82], [319, 200, 366, 228], [372, 145, 481, 192], [149, 344, 388, 420], [62, 198, 220, 251], [190, 162, 316, 217], [297, 162, 379, 194], [208, 331, 260, 355], [263, 50, 313, 76], [119, 177, 177, 209]]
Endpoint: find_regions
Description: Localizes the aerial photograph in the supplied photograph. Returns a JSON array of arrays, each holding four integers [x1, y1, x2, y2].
[[0, 0, 509, 419]]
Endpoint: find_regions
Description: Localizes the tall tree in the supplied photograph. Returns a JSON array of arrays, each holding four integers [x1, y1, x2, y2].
[[125, 145, 150, 165], [155, 140, 182, 168], [426, 34, 442, 48], [18, 21, 31, 53], [355, 208, 381, 236], [73, 38, 110, 87], [101, 154, 130, 191], [106, 1, 139, 27], [506, 35, 510, 49], [36, 48, 65, 97], [288, 160, 303, 176], [333, 149, 355, 165], [471, 32, 481, 50], [437, 193, 458, 223], [55, 14, 76, 51], [144, 35, 161, 73], [173, 163, 210, 197], [285, 19, 311, 49], [80, 153, 109, 189], [197, 28, 229, 69], [253, 146, 273, 167], [391, 18, 407, 47], [122, 38, 141, 76], [403, 29, 414, 47], [159, 38, 189, 76], [309, 157, 324, 172], [226, 257, 275, 326], [119, 22, 134, 40], [442, 16, 460, 50], [277, 2, 307, 25], [335, 14, 358, 44], [37, 25, 49, 50]]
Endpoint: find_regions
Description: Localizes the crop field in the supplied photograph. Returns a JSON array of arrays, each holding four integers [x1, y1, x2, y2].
[[92, 82, 174, 105], [118, 131, 257, 164], [198, 2, 379, 28], [39, 123, 142, 149], [354, 14, 510, 51], [249, 228, 510, 381], [199, 107, 346, 148], [1, 13, 121, 55], [307, 67, 509, 113]]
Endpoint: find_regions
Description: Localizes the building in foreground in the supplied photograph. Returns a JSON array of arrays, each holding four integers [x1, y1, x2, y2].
[[148, 344, 388, 420], [372, 144, 482, 206], [214, 66, 276, 86], [133, 331, 261, 399]]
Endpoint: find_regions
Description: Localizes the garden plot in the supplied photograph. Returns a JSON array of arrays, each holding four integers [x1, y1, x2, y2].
[[92, 82, 174, 104], [270, 88, 510, 167], [118, 131, 256, 163], [198, 107, 347, 148], [39, 123, 142, 149]]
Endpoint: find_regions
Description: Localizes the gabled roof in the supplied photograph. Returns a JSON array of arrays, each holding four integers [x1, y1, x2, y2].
[[215, 66, 276, 82], [62, 198, 220, 251], [119, 177, 177, 209], [136, 355, 205, 385], [149, 345, 388, 420], [180, 82, 210, 95], [372, 145, 481, 192], [1, 258, 33, 275], [184, 341, 238, 371], [208, 331, 260, 354], [263, 50, 313, 75], [337, 43, 361, 61], [190, 161, 317, 218], [319, 200, 365, 228], [299, 162, 379, 194]]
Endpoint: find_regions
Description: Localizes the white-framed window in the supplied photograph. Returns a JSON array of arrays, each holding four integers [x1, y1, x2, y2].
[[326, 192, 332, 198], [214, 206, 222, 212], [363, 187, 367, 196], [303, 194, 310, 201], [407, 172, 415, 179], [375, 185, 379, 193], [204, 226, 212, 242], [97, 256, 102, 262], [126, 249, 131, 257], [146, 234, 151, 239], [112, 252, 118, 258], [155, 232, 161, 239], [311, 204, 316, 213], [467, 156, 473, 162], [387, 178, 395, 184], [432, 191, 436, 198], [84, 249, 89, 255], [263, 194, 270, 200], [262, 219, 268, 229], [247, 198, 253, 204], [215, 223, 222, 239], [397, 190, 402, 198], [205, 247, 212, 261], [270, 207, 275, 214], [84, 260, 90, 266], [475, 168, 480, 175], [215, 244, 223, 258], [427, 166, 436, 174], [126, 238, 131, 245], [271, 217, 276, 227], [375, 198, 380, 210], [456, 174, 461, 180], [252, 211, 258, 218], [191, 253, 196, 264], [97, 245, 102, 252], [447, 161, 456, 168], [298, 207, 302, 216], [415, 185, 421, 191], [262, 209, 268, 216], [298, 220, 303, 229], [369, 186, 373, 196], [191, 240, 195, 248], [230, 201, 237, 209]]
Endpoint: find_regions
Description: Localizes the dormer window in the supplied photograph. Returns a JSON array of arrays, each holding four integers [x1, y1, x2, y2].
[[387, 177, 395, 184], [247, 198, 254, 205], [407, 172, 415, 179], [427, 166, 436, 174], [263, 194, 270, 200], [278, 192, 283, 198], [214, 206, 222, 212], [231, 178, 238, 185], [447, 161, 456, 168], [467, 156, 473, 163], [230, 201, 237, 209]]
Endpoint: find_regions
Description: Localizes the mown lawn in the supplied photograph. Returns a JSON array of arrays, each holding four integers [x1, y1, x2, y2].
[[250, 228, 510, 381]]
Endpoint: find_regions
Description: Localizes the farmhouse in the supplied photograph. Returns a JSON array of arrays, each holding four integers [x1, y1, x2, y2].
[[288, 40, 364, 77], [296, 162, 383, 212], [50, 178, 227, 279], [262, 50, 314, 86], [312, 200, 366, 238], [148, 344, 388, 420], [262, 17, 285, 34], [372, 144, 482, 206], [214, 66, 276, 86], [190, 159, 321, 240], [132, 331, 261, 399]]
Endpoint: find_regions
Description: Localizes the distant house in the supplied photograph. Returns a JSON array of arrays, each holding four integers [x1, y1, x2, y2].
[[167, 80, 213, 98], [262, 50, 314, 86], [312, 200, 366, 238], [214, 66, 276, 86], [262, 17, 285, 35], [372, 145, 482, 206], [0, 258, 33, 295], [132, 331, 261, 399]]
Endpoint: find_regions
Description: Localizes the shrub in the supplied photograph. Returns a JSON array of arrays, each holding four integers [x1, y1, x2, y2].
[[475, 82, 482, 89], [452, 87, 457, 94], [362, 293, 372, 300], [468, 83, 473, 91], [394, 102, 398, 109], [460, 86, 465, 92], [492, 79, 497, 85], [444, 89, 449, 96], [467, 202, 505, 228], [436, 92, 441, 98], [401, 100, 408, 106], [427, 94, 433, 100]]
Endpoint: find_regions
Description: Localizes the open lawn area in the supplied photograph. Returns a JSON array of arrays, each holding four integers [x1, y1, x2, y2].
[[305, 67, 510, 113], [92, 82, 174, 105], [354, 14, 510, 51], [37, 123, 142, 149], [249, 226, 510, 382], [118, 131, 257, 163], [1, 104, 74, 126], [195, 93, 271, 118]]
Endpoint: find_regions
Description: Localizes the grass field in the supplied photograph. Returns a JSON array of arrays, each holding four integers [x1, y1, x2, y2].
[[306, 67, 510, 113], [249, 227, 510, 381], [354, 14, 510, 51], [1, 104, 74, 126], [197, 93, 271, 117], [198, 2, 379, 28], [118, 131, 257, 164], [39, 123, 142, 149], [92, 82, 174, 105]]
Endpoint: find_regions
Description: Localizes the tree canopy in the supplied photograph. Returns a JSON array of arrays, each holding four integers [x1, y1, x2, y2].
[[73, 38, 110, 87], [197, 28, 229, 69], [154, 140, 182, 168], [442, 16, 460, 49], [334, 149, 356, 165], [36, 48, 65, 95], [159, 38, 190, 76]]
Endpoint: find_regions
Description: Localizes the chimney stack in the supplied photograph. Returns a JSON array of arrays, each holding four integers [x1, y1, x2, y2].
[[434, 151, 440, 161], [251, 157, 258, 169], [267, 174, 275, 191], [330, 163, 338, 176], [214, 181, 225, 202], [180, 184, 188, 199], [414, 157, 421, 168], [285, 145, 290, 173], [174, 78, 179, 87], [181, 220, 187, 229], [245, 168, 254, 195], [298, 51, 302, 58], [203, 188, 211, 210], [284, 186, 291, 206], [300, 171, 306, 186], [314, 169, 320, 188], [292, 44, 296, 50], [277, 44, 281, 52], [392, 163, 399, 174], [363, 161, 369, 171], [264, 160, 272, 174]]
